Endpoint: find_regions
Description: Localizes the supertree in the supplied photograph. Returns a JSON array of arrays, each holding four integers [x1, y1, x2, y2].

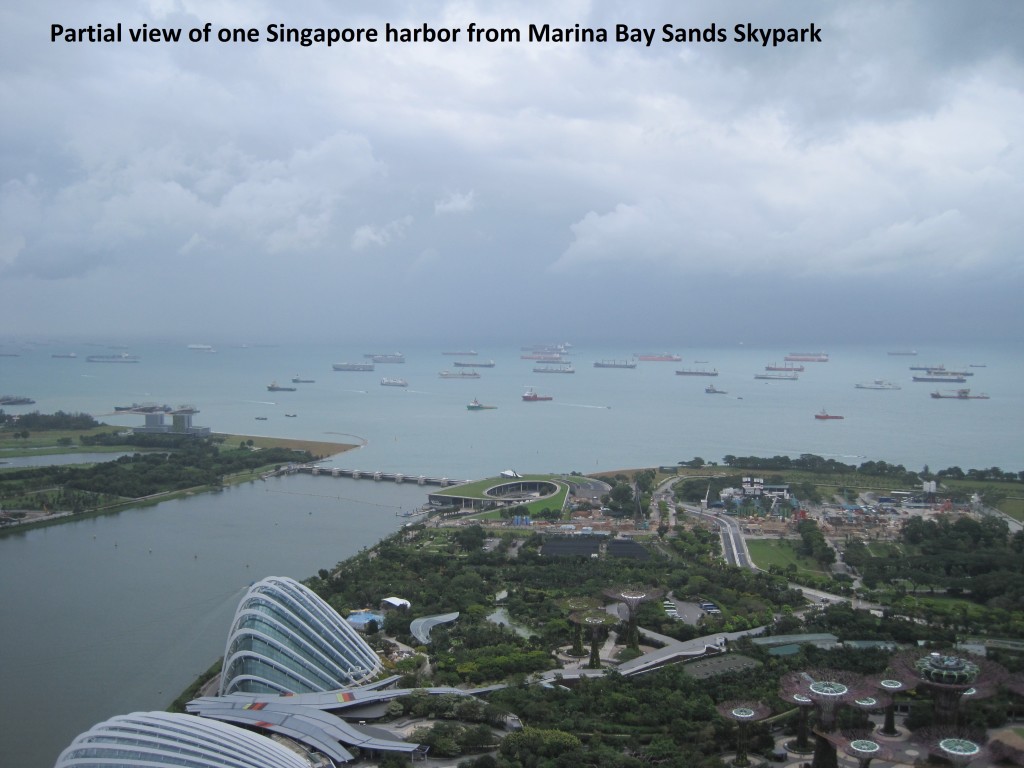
[[570, 609, 618, 669], [558, 597, 599, 657], [779, 670, 874, 768], [604, 585, 663, 651], [891, 647, 1008, 726], [863, 673, 907, 736], [821, 730, 898, 768], [715, 700, 771, 767], [778, 672, 816, 755], [912, 725, 990, 768]]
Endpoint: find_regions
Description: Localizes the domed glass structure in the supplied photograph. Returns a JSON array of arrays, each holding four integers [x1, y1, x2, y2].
[[220, 576, 382, 695], [54, 711, 309, 768]]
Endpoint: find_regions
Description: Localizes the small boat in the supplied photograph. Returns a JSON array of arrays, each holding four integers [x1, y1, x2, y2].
[[284, 414, 297, 417], [467, 398, 497, 410], [930, 389, 990, 400], [522, 388, 553, 402], [291, 376, 315, 383], [380, 377, 408, 387], [705, 385, 727, 394], [255, 416, 268, 421], [814, 410, 844, 420], [267, 382, 297, 392]]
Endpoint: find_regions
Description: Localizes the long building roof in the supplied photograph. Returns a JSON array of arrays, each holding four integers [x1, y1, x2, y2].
[[188, 697, 419, 760]]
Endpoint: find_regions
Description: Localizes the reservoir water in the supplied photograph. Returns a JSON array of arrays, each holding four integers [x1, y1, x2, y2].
[[1, 339, 1022, 765], [0, 473, 424, 767]]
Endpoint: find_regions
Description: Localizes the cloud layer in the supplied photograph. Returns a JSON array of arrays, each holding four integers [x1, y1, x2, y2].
[[2, 1, 1022, 342]]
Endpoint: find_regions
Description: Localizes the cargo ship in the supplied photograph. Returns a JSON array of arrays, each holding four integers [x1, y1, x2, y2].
[[365, 353, 405, 364], [913, 375, 967, 383], [442, 350, 477, 356], [635, 353, 682, 362], [784, 352, 829, 362], [930, 389, 989, 400], [466, 398, 497, 410], [380, 377, 408, 387], [855, 380, 901, 390], [705, 385, 727, 394], [291, 376, 315, 384], [333, 362, 374, 371], [534, 364, 575, 373], [51, 353, 77, 358], [439, 370, 480, 379], [522, 388, 553, 402], [594, 360, 637, 368], [755, 372, 798, 380], [887, 350, 918, 356], [268, 382, 297, 392], [454, 360, 495, 368], [676, 368, 718, 377], [765, 363, 804, 372], [521, 353, 565, 361], [86, 353, 139, 363], [814, 410, 844, 420]]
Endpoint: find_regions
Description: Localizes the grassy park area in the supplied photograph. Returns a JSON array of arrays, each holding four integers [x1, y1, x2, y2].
[[744, 538, 831, 576]]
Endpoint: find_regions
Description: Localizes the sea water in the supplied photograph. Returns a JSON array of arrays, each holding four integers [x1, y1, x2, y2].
[[2, 339, 1020, 475]]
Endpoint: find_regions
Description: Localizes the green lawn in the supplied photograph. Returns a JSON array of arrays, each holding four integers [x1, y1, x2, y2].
[[436, 474, 571, 519], [745, 539, 829, 575], [865, 542, 904, 557]]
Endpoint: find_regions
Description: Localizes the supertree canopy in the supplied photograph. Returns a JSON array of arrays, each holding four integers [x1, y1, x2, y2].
[[891, 648, 1008, 726], [912, 725, 990, 768], [821, 730, 898, 768]]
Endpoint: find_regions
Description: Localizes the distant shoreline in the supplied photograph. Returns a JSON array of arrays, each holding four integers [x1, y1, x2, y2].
[[0, 433, 360, 534], [212, 433, 361, 458]]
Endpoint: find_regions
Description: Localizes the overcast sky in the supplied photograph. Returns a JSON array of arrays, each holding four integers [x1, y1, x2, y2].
[[2, 1, 1022, 345]]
